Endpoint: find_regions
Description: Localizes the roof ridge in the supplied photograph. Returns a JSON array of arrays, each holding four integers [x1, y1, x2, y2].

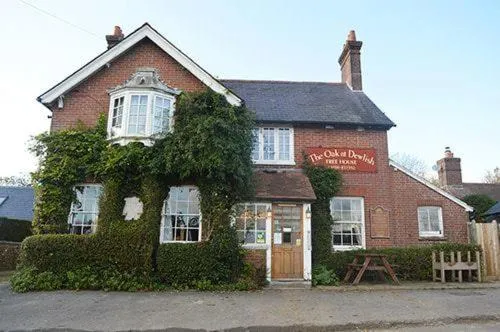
[[220, 79, 346, 85]]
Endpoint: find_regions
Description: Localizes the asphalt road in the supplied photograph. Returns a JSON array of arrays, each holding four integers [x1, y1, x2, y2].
[[1, 284, 500, 331]]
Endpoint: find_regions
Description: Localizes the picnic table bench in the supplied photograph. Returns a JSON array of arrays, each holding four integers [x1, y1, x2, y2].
[[343, 253, 400, 285]]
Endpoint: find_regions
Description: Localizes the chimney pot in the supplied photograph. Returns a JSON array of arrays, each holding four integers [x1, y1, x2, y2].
[[347, 30, 356, 41], [338, 30, 363, 91], [106, 25, 124, 49], [444, 146, 454, 158], [113, 26, 123, 37], [437, 147, 462, 186]]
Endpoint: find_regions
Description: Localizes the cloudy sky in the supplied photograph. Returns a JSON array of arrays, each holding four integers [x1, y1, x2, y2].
[[1, 0, 499, 181]]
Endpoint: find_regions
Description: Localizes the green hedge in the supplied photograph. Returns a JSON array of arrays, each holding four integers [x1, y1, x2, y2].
[[18, 220, 153, 275], [157, 226, 243, 287], [0, 218, 32, 242], [0, 241, 21, 271], [323, 243, 481, 281]]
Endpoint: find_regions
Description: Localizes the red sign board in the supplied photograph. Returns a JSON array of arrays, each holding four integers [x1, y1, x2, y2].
[[305, 147, 377, 172]]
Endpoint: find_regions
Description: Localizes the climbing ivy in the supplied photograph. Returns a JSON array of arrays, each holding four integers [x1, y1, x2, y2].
[[303, 159, 343, 264], [29, 116, 107, 234], [30, 89, 255, 241]]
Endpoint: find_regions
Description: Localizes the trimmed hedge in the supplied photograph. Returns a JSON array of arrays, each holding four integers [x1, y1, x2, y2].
[[0, 218, 32, 242], [0, 241, 21, 271], [323, 243, 481, 281], [157, 226, 244, 287], [18, 220, 153, 275]]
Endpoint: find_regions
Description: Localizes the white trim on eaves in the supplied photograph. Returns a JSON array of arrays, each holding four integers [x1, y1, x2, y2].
[[389, 159, 473, 212], [38, 23, 242, 107]]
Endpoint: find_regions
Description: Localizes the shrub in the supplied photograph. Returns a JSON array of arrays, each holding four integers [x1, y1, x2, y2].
[[0, 241, 21, 271], [18, 221, 153, 276], [10, 267, 63, 292], [323, 243, 481, 281], [0, 218, 32, 242], [463, 194, 496, 222], [312, 265, 339, 286], [157, 226, 245, 287]]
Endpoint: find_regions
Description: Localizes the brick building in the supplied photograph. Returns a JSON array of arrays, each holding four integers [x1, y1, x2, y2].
[[437, 147, 500, 202], [37, 24, 472, 282]]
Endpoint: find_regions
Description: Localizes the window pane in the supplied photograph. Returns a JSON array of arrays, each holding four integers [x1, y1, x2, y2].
[[263, 128, 275, 160], [69, 185, 102, 235], [161, 187, 201, 243], [252, 129, 260, 161], [278, 128, 290, 160], [234, 203, 268, 245], [128, 95, 148, 134]]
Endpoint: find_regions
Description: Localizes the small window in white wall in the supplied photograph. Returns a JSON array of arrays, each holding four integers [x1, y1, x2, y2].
[[252, 127, 294, 164], [418, 206, 443, 237], [69, 184, 103, 235], [330, 197, 365, 250], [234, 203, 269, 245], [161, 186, 201, 242]]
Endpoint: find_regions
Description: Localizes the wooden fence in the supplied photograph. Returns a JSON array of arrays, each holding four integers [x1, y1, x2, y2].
[[469, 220, 500, 280]]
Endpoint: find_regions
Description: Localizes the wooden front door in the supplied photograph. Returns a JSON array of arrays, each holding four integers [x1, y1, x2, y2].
[[271, 204, 303, 279]]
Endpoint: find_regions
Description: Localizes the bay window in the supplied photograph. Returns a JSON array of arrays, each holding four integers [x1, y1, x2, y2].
[[330, 197, 365, 250], [252, 127, 294, 164], [160, 186, 201, 243], [107, 68, 180, 146], [68, 184, 103, 235]]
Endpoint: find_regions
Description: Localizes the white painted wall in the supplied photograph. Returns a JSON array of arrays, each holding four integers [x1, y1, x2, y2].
[[122, 196, 143, 220], [303, 203, 312, 281]]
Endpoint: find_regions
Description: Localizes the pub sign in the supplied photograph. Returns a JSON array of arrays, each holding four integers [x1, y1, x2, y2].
[[305, 147, 377, 172]]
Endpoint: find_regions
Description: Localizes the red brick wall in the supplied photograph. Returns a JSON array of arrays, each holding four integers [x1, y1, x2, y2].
[[391, 168, 469, 246], [244, 249, 266, 270], [50, 39, 206, 131], [292, 126, 469, 247]]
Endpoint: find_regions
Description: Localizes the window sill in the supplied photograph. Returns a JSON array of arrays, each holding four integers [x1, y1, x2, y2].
[[242, 243, 269, 249], [333, 246, 364, 252], [108, 136, 156, 146], [253, 160, 296, 166], [418, 236, 447, 241]]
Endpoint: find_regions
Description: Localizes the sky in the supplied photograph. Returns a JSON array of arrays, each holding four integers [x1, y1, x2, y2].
[[0, 0, 499, 182]]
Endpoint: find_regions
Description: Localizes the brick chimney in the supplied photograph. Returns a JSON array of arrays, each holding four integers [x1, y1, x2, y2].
[[437, 147, 463, 186], [338, 30, 363, 91], [106, 26, 124, 49]]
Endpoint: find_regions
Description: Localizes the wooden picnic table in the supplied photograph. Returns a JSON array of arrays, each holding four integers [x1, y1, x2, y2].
[[343, 253, 400, 285]]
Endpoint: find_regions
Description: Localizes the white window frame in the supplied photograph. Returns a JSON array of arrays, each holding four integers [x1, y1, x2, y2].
[[330, 197, 365, 251], [417, 206, 444, 238], [159, 186, 202, 243], [252, 126, 295, 165], [68, 184, 103, 235], [233, 202, 271, 248], [107, 90, 175, 145]]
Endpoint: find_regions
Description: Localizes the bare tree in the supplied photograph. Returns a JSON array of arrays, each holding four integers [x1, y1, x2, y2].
[[0, 174, 32, 187], [483, 167, 500, 184], [391, 152, 429, 178]]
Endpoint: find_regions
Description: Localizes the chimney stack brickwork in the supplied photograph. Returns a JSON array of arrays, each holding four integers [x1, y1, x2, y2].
[[338, 30, 363, 91], [437, 147, 463, 187], [106, 26, 124, 49]]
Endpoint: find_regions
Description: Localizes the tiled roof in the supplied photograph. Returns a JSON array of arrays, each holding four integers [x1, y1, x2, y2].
[[220, 80, 395, 128], [254, 170, 316, 201], [444, 183, 500, 202], [0, 186, 35, 221]]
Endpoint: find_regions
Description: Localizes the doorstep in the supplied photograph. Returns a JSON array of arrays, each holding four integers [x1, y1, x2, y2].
[[316, 281, 500, 292], [267, 280, 312, 289]]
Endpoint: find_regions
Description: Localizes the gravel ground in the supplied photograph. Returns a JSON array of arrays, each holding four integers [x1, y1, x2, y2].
[[1, 284, 500, 331]]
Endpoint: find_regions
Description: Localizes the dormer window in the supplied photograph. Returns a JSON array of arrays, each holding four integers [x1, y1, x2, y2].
[[107, 68, 180, 146]]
